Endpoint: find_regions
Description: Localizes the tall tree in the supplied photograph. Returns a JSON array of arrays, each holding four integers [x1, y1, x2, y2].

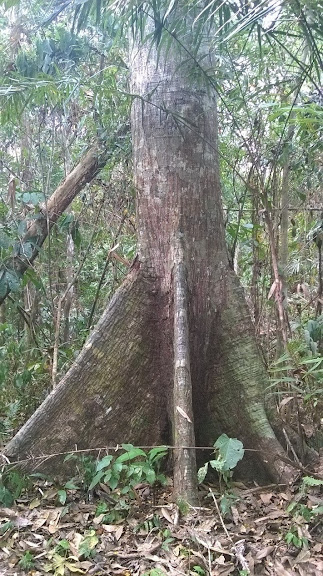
[[3, 1, 321, 498]]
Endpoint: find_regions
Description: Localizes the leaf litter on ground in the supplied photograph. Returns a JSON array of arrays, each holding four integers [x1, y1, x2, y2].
[[0, 478, 322, 576]]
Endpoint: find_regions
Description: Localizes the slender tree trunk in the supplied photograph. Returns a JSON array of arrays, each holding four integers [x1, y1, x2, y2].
[[250, 174, 261, 329], [0, 145, 108, 305], [276, 125, 294, 357], [172, 235, 197, 503], [63, 233, 75, 344], [61, 124, 75, 345]]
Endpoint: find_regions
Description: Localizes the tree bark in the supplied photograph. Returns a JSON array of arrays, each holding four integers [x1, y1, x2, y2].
[[130, 31, 297, 482], [173, 236, 197, 504], [4, 262, 168, 473]]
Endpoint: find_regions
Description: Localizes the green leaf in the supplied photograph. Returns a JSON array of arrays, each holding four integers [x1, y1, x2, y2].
[[144, 468, 156, 484], [117, 447, 146, 462], [22, 191, 44, 206], [0, 232, 12, 249], [6, 270, 21, 292], [209, 458, 224, 472], [20, 241, 33, 259], [57, 489, 67, 505], [64, 481, 79, 490], [197, 462, 208, 484], [88, 471, 104, 491], [0, 485, 14, 506], [214, 434, 244, 472], [59, 213, 74, 231], [23, 269, 44, 291], [108, 475, 119, 490], [120, 443, 134, 451], [96, 455, 113, 472], [113, 462, 123, 473], [148, 446, 168, 464], [56, 539, 70, 551], [17, 220, 27, 236], [103, 469, 112, 482], [71, 224, 81, 249], [0, 520, 14, 534], [64, 453, 77, 462], [302, 476, 323, 487]]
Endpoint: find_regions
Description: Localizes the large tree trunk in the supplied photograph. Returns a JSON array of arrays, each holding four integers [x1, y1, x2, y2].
[[130, 35, 298, 482], [4, 263, 168, 473], [4, 24, 316, 488]]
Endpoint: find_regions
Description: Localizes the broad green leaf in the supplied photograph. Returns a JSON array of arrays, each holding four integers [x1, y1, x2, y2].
[[6, 270, 21, 292], [148, 445, 168, 463], [21, 242, 33, 260], [116, 447, 146, 462], [57, 489, 67, 505], [214, 434, 244, 472], [113, 462, 123, 473], [96, 455, 113, 471], [108, 475, 119, 490], [22, 191, 44, 206], [145, 468, 156, 484], [302, 476, 323, 487], [17, 220, 27, 236], [209, 458, 224, 472], [0, 232, 12, 249], [88, 471, 104, 491], [197, 462, 208, 484]]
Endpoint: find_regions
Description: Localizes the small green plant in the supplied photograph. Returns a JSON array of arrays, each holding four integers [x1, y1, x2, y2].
[[95, 500, 108, 516], [198, 434, 244, 485], [161, 528, 174, 551], [285, 475, 323, 549], [192, 566, 206, 575], [301, 475, 323, 492], [57, 480, 79, 505], [48, 445, 168, 524], [285, 526, 308, 549], [19, 551, 35, 570], [287, 476, 323, 521], [88, 444, 168, 494], [78, 530, 99, 559], [63, 454, 97, 491], [219, 490, 240, 517], [134, 514, 161, 534], [55, 539, 70, 556], [268, 338, 323, 414], [0, 521, 14, 535], [100, 496, 131, 523], [0, 467, 31, 506]]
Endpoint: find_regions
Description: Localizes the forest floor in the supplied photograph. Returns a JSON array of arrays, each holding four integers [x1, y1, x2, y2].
[[0, 478, 322, 576]]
